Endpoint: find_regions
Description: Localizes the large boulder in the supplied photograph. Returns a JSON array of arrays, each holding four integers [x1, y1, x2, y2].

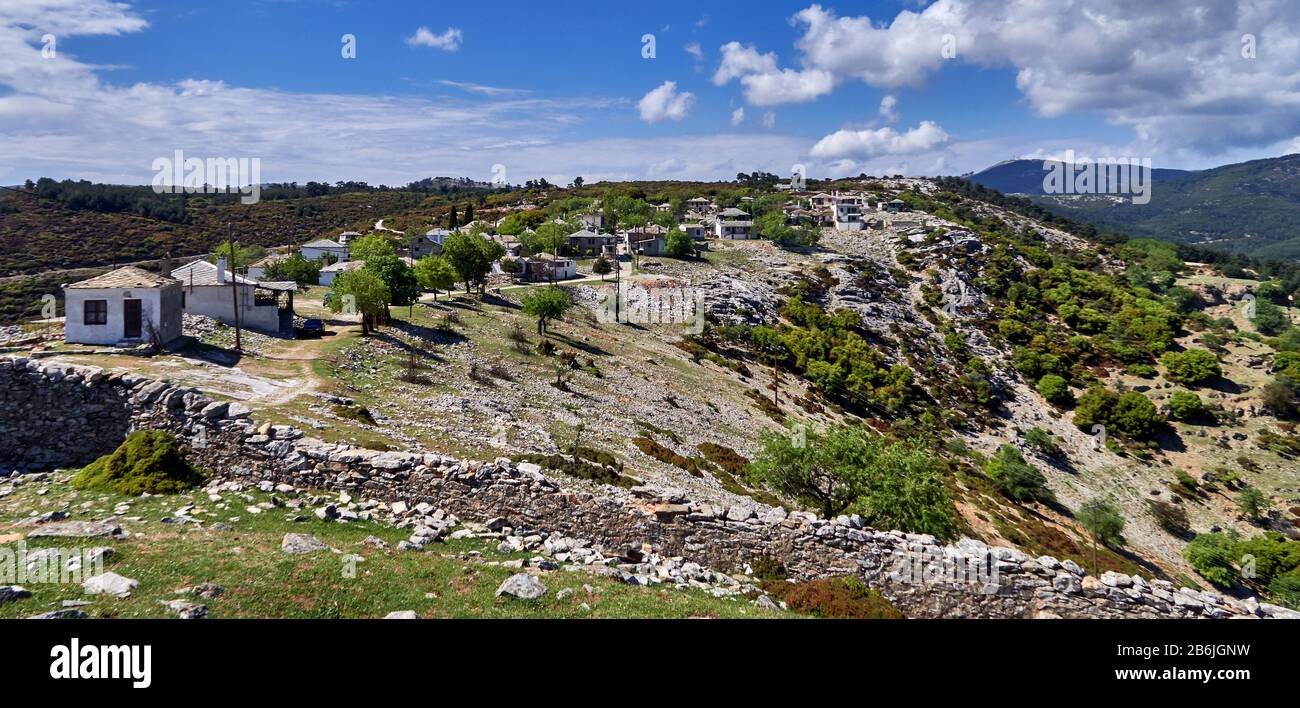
[[495, 573, 547, 600]]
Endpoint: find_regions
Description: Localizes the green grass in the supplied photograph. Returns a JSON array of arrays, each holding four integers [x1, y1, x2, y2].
[[0, 475, 789, 619]]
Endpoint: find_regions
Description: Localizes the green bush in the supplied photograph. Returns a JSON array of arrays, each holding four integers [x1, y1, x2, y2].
[[1074, 386, 1162, 439], [1183, 533, 1239, 588], [1268, 571, 1300, 610], [1236, 487, 1269, 521], [1147, 499, 1190, 538], [765, 576, 904, 619], [748, 424, 958, 540], [1159, 349, 1222, 386], [985, 445, 1054, 503], [72, 430, 205, 496], [1036, 374, 1072, 405], [1024, 427, 1061, 457], [1167, 390, 1208, 422]]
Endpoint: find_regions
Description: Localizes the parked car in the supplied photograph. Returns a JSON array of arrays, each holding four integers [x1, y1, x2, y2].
[[297, 318, 325, 338]]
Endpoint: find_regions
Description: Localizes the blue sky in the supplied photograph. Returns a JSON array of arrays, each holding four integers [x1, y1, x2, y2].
[[2, 0, 1298, 186]]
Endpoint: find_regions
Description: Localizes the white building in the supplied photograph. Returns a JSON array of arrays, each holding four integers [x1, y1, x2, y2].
[[319, 259, 366, 287], [63, 266, 183, 347], [516, 255, 577, 282], [412, 229, 450, 259], [833, 194, 865, 231], [172, 259, 297, 337], [680, 223, 709, 241], [300, 239, 350, 263], [713, 208, 754, 239]]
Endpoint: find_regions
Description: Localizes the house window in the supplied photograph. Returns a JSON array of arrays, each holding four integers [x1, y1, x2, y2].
[[84, 300, 108, 325]]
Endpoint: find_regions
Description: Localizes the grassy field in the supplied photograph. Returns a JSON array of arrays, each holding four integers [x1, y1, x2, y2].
[[0, 475, 789, 619]]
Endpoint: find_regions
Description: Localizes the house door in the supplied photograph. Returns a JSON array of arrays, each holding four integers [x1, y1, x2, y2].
[[123, 299, 142, 339]]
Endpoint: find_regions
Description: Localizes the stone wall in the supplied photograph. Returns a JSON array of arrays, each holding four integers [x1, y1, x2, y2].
[[4, 355, 1296, 620], [0, 358, 135, 471]]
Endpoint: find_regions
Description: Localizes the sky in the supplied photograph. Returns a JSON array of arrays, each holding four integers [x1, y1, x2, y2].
[[1, 0, 1299, 187]]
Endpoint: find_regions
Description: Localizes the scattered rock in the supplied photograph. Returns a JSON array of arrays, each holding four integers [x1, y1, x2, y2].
[[384, 610, 418, 619], [82, 572, 139, 598], [495, 573, 547, 600], [281, 533, 329, 554], [159, 599, 208, 619]]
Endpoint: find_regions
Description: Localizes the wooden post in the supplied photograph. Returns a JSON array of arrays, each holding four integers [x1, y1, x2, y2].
[[227, 224, 242, 351]]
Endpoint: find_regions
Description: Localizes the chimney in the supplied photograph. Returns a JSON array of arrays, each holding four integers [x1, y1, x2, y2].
[[216, 257, 227, 284], [158, 255, 172, 278]]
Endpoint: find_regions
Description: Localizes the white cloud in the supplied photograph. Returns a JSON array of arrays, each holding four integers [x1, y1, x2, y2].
[[713, 42, 778, 85], [779, 1, 1300, 157], [762, 111, 776, 129], [731, 107, 745, 126], [437, 80, 527, 97], [878, 95, 898, 123], [637, 81, 695, 123], [810, 120, 949, 159], [713, 41, 833, 106], [407, 26, 462, 51], [684, 42, 703, 60]]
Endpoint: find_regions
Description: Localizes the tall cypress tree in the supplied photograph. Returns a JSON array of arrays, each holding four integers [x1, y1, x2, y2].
[[448, 204, 458, 229]]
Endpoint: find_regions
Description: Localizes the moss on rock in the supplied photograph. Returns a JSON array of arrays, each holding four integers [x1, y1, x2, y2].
[[72, 430, 205, 496]]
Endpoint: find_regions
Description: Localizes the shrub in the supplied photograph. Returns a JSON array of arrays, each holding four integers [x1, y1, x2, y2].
[[1074, 386, 1161, 439], [1024, 427, 1061, 457], [1159, 349, 1222, 386], [766, 576, 904, 619], [1236, 487, 1269, 521], [72, 430, 205, 496], [1183, 533, 1240, 588], [1269, 571, 1300, 609], [985, 445, 1054, 503], [1167, 390, 1208, 422], [1147, 499, 1191, 538], [1036, 374, 1072, 405]]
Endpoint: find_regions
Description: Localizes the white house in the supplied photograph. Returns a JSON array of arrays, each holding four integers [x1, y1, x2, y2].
[[833, 194, 865, 231], [300, 239, 350, 263], [63, 266, 183, 347], [516, 255, 577, 282], [246, 252, 290, 281], [713, 208, 754, 239], [319, 259, 366, 287], [680, 223, 709, 241], [172, 259, 297, 337]]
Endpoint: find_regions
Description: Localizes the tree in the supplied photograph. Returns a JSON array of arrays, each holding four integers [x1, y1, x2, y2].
[[442, 231, 499, 294], [1074, 386, 1161, 439], [572, 176, 584, 189], [591, 254, 612, 281], [985, 445, 1054, 503], [365, 255, 419, 308], [1167, 390, 1208, 422], [520, 286, 571, 335], [1253, 299, 1288, 335], [665, 230, 695, 258], [1077, 498, 1125, 575], [349, 233, 398, 263], [414, 255, 457, 300], [325, 269, 389, 335], [464, 203, 475, 223], [1236, 487, 1269, 522], [747, 424, 957, 539], [1036, 374, 1072, 405], [263, 253, 321, 288], [1183, 532, 1239, 587], [447, 204, 458, 230], [1159, 349, 1222, 386]]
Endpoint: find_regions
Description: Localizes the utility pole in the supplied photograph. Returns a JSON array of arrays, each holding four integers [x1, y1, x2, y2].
[[227, 223, 242, 351], [613, 247, 621, 323]]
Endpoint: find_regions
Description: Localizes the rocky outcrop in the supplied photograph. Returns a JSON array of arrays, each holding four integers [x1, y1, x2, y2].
[[3, 355, 1296, 620]]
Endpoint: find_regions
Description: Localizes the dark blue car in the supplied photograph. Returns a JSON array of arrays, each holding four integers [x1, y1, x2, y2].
[[297, 319, 325, 338]]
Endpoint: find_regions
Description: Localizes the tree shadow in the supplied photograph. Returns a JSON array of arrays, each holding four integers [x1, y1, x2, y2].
[[549, 332, 610, 357], [378, 324, 464, 350]]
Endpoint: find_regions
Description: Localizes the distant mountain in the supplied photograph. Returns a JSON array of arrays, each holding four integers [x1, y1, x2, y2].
[[968, 155, 1300, 261], [968, 159, 1190, 195]]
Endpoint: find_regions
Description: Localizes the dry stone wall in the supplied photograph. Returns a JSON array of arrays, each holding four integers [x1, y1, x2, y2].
[[3, 355, 1296, 620]]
